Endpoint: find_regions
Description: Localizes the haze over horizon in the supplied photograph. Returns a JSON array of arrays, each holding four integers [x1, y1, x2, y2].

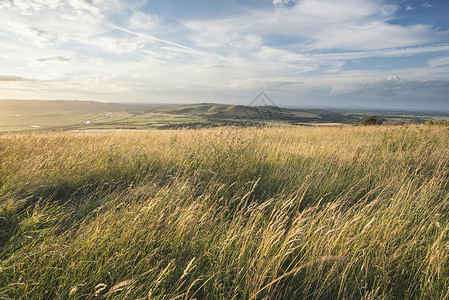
[[0, 0, 448, 110]]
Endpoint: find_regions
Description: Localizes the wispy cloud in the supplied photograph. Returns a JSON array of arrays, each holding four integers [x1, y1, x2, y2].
[[0, 75, 34, 81], [272, 0, 297, 7], [330, 76, 449, 97], [184, 0, 443, 52], [313, 44, 449, 60], [36, 56, 72, 62], [428, 56, 449, 67], [128, 10, 159, 30], [104, 23, 219, 58]]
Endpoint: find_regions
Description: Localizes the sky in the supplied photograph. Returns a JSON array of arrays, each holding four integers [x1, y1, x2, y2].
[[0, 0, 448, 110]]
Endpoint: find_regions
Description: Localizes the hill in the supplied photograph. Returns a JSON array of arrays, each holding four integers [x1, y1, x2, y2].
[[156, 103, 320, 120]]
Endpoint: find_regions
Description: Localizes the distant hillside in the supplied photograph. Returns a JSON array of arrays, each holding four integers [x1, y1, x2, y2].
[[154, 103, 321, 121]]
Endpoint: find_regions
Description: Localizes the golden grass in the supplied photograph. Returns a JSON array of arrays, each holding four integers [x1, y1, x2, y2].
[[0, 125, 448, 299]]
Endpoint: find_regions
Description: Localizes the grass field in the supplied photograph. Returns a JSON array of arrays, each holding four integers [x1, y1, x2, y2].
[[1, 125, 448, 299]]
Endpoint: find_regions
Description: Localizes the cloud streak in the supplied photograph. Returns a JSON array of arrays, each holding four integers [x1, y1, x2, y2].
[[0, 75, 34, 81], [36, 56, 72, 62], [330, 76, 449, 97]]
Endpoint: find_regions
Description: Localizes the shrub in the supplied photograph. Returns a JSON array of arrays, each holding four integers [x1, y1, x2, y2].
[[360, 115, 382, 125]]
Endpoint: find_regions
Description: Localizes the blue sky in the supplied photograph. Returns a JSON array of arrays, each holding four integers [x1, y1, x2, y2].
[[0, 0, 448, 109]]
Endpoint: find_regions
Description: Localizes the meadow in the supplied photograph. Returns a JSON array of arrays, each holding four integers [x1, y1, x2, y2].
[[0, 125, 448, 299]]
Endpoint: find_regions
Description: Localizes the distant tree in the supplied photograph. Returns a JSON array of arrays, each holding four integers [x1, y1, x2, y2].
[[360, 116, 382, 126]]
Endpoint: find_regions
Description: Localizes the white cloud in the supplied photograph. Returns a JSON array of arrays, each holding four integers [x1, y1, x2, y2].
[[272, 0, 296, 7], [11, 0, 101, 15], [251, 47, 313, 63], [313, 44, 449, 61], [1, 0, 108, 49], [128, 10, 158, 30], [94, 36, 146, 53], [291, 0, 394, 21], [306, 23, 437, 50], [330, 76, 449, 97], [67, 0, 100, 15], [183, 0, 444, 53], [428, 56, 449, 67], [178, 0, 449, 89], [0, 0, 10, 8], [29, 26, 63, 44], [183, 18, 243, 49], [5, 22, 67, 46], [272, 0, 439, 50], [422, 2, 433, 8], [36, 56, 72, 62]]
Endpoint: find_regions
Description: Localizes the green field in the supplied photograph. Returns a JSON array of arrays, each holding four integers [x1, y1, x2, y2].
[[1, 125, 448, 299]]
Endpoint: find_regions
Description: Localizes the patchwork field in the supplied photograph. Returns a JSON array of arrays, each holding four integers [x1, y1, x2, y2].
[[1, 125, 448, 299]]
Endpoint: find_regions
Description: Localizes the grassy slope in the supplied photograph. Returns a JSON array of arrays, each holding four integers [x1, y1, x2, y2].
[[0, 126, 448, 299], [157, 103, 321, 121]]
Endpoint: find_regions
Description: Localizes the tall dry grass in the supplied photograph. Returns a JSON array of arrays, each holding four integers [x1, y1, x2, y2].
[[0, 125, 448, 299]]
